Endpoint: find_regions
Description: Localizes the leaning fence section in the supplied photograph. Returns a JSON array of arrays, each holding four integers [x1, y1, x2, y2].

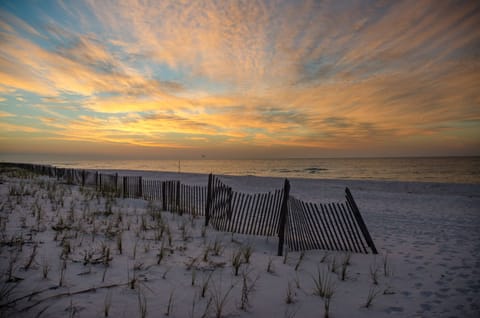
[[206, 175, 286, 237], [206, 174, 290, 257], [286, 190, 377, 254], [228, 190, 284, 236], [287, 196, 366, 253]]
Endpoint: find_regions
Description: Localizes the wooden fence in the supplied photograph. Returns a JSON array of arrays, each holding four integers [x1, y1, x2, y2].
[[1, 163, 377, 255], [206, 174, 285, 237], [205, 174, 377, 255], [286, 192, 377, 254], [99, 175, 207, 216]]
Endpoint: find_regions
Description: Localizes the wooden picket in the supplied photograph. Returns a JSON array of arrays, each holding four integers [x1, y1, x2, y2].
[[285, 191, 375, 254], [205, 174, 287, 256]]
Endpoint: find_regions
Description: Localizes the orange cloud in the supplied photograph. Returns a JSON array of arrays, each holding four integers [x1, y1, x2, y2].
[[0, 122, 40, 133]]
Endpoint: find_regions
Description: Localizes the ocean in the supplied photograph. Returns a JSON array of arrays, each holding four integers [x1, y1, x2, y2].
[[3, 156, 479, 184]]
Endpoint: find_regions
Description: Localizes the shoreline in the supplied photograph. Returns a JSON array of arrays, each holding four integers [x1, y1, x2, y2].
[[93, 167, 480, 199]]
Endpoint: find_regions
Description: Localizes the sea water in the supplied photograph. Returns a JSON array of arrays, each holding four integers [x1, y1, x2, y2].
[[2, 156, 479, 184]]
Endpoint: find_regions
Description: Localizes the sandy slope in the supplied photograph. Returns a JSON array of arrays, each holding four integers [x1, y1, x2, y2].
[[0, 169, 479, 317]]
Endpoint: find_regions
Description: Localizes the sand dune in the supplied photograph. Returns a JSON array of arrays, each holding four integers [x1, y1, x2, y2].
[[1, 168, 479, 317]]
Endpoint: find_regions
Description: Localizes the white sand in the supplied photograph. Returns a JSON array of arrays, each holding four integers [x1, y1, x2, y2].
[[0, 168, 479, 317]]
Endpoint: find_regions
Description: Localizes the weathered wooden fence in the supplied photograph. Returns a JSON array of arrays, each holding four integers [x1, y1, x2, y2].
[[2, 163, 377, 255], [105, 176, 207, 216], [205, 174, 286, 237], [286, 191, 377, 254], [204, 174, 377, 255]]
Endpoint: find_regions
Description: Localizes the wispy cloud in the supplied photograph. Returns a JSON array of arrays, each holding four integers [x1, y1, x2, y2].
[[0, 122, 40, 133], [0, 110, 14, 117]]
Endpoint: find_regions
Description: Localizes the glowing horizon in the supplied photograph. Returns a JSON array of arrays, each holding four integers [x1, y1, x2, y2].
[[1, 0, 479, 160]]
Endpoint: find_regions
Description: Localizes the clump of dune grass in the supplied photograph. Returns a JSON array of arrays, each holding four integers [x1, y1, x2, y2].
[[104, 290, 112, 317], [231, 249, 243, 276], [165, 289, 175, 316], [285, 281, 295, 304], [157, 240, 166, 265], [191, 268, 197, 286], [312, 266, 336, 298], [323, 282, 335, 318], [328, 256, 337, 274], [41, 258, 50, 279], [294, 251, 305, 271], [24, 243, 38, 270], [239, 268, 260, 311], [383, 252, 393, 277], [340, 252, 351, 281], [242, 244, 253, 264], [201, 270, 214, 298], [266, 256, 275, 273], [210, 279, 235, 318], [364, 286, 381, 308], [212, 238, 223, 256], [370, 257, 380, 285], [59, 260, 67, 287], [138, 288, 147, 318]]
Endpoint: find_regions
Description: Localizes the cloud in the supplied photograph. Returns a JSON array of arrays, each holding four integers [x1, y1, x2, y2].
[[0, 122, 40, 132], [0, 110, 14, 117], [0, 21, 187, 101], [0, 9, 44, 38]]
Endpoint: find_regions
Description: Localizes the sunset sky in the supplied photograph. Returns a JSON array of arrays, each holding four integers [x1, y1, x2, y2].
[[0, 0, 479, 160]]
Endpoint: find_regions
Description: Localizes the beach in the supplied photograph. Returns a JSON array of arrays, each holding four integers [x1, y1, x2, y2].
[[1, 167, 479, 317]]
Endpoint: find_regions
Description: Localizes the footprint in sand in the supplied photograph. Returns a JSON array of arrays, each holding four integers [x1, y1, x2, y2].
[[385, 306, 404, 313], [470, 302, 479, 312], [455, 287, 469, 294], [467, 281, 480, 291], [434, 292, 448, 299], [458, 273, 469, 279], [420, 291, 433, 297]]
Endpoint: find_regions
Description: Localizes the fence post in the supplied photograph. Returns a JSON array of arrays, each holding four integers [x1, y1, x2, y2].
[[162, 181, 166, 211], [277, 179, 290, 256], [138, 176, 143, 198], [345, 188, 378, 254], [176, 181, 181, 214], [123, 176, 127, 198], [205, 173, 213, 226], [115, 173, 118, 196]]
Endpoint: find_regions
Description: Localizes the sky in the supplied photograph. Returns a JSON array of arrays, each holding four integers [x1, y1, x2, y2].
[[0, 0, 479, 160]]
